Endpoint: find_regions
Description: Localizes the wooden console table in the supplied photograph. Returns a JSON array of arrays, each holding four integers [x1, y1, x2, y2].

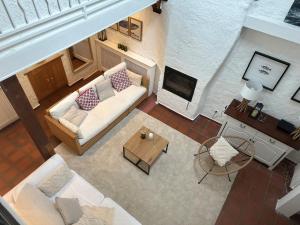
[[218, 99, 299, 169]]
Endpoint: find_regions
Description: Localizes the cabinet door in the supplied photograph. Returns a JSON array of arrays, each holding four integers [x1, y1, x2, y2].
[[27, 57, 67, 101], [51, 58, 67, 90], [27, 66, 53, 101], [252, 136, 285, 166], [221, 124, 252, 151]]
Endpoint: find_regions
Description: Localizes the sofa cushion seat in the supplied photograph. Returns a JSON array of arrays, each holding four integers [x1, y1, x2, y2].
[[54, 172, 105, 207], [78, 85, 146, 145], [100, 198, 141, 225]]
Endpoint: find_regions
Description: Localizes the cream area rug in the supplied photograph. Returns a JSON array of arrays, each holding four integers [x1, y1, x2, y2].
[[55, 109, 235, 225]]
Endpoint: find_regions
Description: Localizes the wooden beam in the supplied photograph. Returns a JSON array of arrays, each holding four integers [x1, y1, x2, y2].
[[0, 75, 52, 160]]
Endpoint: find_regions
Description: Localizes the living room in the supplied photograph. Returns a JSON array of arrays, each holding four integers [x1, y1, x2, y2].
[[0, 0, 300, 225]]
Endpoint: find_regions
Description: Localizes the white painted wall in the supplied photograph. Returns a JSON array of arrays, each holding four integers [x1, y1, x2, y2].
[[157, 0, 253, 119], [244, 0, 300, 45], [247, 0, 294, 21], [106, 7, 167, 93], [201, 28, 300, 126]]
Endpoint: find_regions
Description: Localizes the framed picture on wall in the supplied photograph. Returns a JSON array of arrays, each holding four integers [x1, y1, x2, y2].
[[118, 18, 130, 36], [109, 23, 118, 31], [129, 17, 143, 41], [292, 87, 300, 103], [242, 51, 290, 91]]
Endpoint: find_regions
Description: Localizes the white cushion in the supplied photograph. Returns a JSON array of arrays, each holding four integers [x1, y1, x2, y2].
[[78, 85, 146, 145], [8, 154, 65, 203], [209, 136, 239, 167], [54, 172, 105, 207], [49, 92, 79, 120], [101, 198, 141, 225], [38, 163, 74, 197], [59, 118, 79, 134], [15, 184, 65, 225], [104, 62, 126, 79], [127, 70, 142, 86], [78, 75, 105, 93], [61, 105, 88, 126]]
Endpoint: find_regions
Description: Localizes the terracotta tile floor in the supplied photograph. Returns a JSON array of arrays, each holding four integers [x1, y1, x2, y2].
[[0, 84, 297, 224]]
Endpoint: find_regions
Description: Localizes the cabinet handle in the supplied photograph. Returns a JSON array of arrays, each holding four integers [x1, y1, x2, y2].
[[240, 123, 246, 129], [269, 139, 276, 144]]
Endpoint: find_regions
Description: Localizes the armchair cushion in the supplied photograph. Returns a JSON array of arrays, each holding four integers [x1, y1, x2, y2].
[[209, 136, 239, 167]]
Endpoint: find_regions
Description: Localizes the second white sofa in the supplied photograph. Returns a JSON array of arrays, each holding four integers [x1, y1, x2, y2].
[[4, 154, 142, 225]]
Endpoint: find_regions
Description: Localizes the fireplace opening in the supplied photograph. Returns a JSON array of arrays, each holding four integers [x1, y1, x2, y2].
[[163, 66, 197, 102]]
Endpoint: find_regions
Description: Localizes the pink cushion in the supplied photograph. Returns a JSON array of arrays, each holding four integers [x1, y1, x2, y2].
[[110, 69, 132, 92], [76, 88, 100, 111]]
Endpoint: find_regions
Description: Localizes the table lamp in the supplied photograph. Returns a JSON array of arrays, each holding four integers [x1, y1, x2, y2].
[[237, 80, 263, 112]]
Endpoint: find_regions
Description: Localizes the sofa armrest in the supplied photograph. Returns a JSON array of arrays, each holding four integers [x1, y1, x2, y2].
[[45, 115, 77, 139], [45, 115, 84, 155]]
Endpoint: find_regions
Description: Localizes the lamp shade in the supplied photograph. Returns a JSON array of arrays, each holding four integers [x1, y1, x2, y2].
[[240, 80, 263, 101]]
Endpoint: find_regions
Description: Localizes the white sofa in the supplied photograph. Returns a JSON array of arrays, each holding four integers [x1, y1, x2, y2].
[[45, 63, 148, 155], [4, 154, 142, 225]]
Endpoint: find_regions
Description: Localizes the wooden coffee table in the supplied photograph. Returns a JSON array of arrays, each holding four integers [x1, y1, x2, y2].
[[123, 126, 169, 175]]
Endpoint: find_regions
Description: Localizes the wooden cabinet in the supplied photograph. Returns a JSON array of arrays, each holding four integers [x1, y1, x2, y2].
[[252, 135, 285, 166], [219, 99, 299, 170], [220, 120, 291, 169], [27, 57, 67, 101]]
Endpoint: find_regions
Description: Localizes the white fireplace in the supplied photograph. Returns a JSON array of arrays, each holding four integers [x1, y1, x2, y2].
[[157, 66, 201, 120]]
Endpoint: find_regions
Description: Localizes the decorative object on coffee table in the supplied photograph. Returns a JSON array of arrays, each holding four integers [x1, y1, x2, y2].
[[242, 51, 290, 91], [194, 136, 255, 184], [123, 126, 169, 175], [236, 80, 263, 112]]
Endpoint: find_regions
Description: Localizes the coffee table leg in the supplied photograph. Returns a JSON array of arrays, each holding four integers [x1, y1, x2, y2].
[[163, 144, 168, 153], [145, 164, 150, 175], [123, 147, 150, 175]]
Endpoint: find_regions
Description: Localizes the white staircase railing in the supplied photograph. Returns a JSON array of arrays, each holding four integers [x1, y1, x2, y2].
[[0, 0, 156, 81]]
